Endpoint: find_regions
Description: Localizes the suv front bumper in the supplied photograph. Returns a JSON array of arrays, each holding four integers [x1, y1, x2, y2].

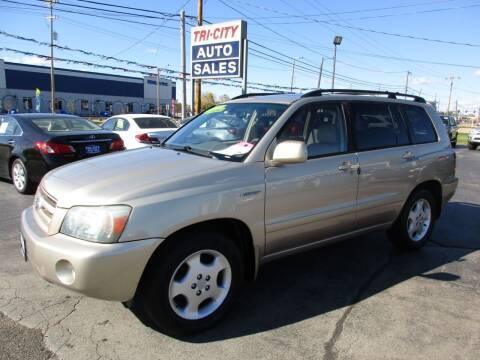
[[20, 206, 162, 301]]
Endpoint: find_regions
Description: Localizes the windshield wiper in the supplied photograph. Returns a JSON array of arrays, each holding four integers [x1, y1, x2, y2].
[[165, 144, 215, 159]]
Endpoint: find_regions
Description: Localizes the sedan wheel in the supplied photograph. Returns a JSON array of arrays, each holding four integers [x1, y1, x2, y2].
[[11, 159, 34, 194], [12, 162, 26, 192]]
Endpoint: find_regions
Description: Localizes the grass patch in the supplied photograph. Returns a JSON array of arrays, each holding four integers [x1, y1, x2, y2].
[[457, 133, 468, 145]]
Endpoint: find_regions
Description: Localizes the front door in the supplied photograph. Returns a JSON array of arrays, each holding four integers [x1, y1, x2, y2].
[[265, 102, 358, 255]]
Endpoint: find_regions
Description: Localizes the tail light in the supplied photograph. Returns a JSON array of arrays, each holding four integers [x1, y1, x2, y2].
[[135, 133, 158, 144], [110, 139, 125, 151], [35, 141, 75, 155]]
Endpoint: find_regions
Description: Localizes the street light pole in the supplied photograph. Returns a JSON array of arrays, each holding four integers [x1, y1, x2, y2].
[[156, 67, 160, 115], [404, 71, 411, 94], [332, 36, 342, 89], [180, 10, 186, 120]]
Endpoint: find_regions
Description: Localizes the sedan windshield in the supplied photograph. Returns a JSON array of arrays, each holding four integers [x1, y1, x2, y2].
[[164, 102, 288, 161], [32, 117, 101, 132]]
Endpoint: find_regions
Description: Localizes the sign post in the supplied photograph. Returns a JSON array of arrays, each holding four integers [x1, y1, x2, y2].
[[191, 20, 247, 81]]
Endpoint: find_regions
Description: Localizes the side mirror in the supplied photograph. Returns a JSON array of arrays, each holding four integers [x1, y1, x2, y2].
[[270, 140, 307, 166]]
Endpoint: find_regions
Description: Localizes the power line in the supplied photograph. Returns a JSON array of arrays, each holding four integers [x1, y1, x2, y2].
[[225, 0, 480, 47]]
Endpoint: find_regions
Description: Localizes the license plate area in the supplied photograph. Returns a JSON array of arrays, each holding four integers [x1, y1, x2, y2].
[[84, 144, 101, 154]]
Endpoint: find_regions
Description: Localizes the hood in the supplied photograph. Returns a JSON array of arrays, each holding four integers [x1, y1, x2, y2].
[[42, 147, 230, 208]]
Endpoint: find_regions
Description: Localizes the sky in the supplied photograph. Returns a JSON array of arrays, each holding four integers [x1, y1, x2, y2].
[[0, 0, 479, 114]]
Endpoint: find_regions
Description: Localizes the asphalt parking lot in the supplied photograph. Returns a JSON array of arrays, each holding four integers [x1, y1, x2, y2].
[[1, 147, 479, 360]]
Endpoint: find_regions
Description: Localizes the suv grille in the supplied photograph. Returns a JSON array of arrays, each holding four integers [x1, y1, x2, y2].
[[34, 187, 57, 225]]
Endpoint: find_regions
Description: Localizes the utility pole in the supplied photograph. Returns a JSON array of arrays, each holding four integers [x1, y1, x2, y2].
[[317, 57, 323, 88], [156, 68, 160, 115], [455, 100, 458, 119], [47, 0, 56, 114], [241, 39, 248, 95], [195, 0, 203, 114], [290, 58, 296, 92], [180, 10, 186, 120], [446, 75, 460, 115], [404, 71, 411, 94]]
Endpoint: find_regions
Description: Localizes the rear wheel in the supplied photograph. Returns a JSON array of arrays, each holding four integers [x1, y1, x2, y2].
[[137, 231, 243, 336], [387, 189, 436, 250], [468, 142, 477, 150], [11, 159, 35, 194]]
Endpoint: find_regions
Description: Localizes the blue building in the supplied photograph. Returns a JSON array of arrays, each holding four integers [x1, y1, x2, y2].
[[0, 59, 176, 115]]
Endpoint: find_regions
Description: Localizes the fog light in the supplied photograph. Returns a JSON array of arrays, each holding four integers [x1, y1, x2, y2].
[[55, 260, 75, 285]]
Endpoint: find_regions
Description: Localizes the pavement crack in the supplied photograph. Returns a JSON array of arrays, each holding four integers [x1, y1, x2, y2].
[[52, 297, 82, 328], [323, 251, 394, 360]]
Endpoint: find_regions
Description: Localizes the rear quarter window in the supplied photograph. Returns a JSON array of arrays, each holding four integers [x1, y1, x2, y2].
[[401, 105, 438, 144]]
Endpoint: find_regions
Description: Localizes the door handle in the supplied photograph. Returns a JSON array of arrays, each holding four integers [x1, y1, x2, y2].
[[7, 139, 15, 145], [338, 161, 360, 172], [402, 151, 415, 160]]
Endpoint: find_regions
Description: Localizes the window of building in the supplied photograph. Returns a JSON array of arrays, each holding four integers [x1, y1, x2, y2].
[[22, 97, 33, 111], [351, 102, 409, 151], [55, 99, 63, 111], [402, 105, 438, 144], [80, 100, 89, 111], [105, 102, 113, 113], [127, 103, 134, 113]]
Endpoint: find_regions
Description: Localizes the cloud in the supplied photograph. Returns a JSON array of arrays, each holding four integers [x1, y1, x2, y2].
[[3, 55, 49, 66], [145, 47, 158, 54], [411, 77, 432, 85], [474, 69, 480, 77]]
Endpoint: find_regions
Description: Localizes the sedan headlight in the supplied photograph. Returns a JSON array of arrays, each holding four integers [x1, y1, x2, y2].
[[60, 206, 131, 243]]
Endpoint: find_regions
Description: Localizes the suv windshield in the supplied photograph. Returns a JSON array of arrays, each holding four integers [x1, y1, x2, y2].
[[164, 102, 288, 161], [134, 117, 177, 129], [32, 117, 101, 132]]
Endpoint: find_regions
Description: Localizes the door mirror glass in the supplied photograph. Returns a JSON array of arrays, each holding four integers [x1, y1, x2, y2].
[[271, 140, 307, 165]]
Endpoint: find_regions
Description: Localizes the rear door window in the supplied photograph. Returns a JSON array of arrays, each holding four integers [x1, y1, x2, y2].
[[401, 105, 438, 144], [350, 102, 409, 151], [102, 118, 116, 131], [114, 118, 129, 131], [0, 117, 22, 136]]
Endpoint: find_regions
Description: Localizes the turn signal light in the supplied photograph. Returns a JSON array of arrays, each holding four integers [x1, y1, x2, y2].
[[110, 139, 125, 151], [135, 133, 158, 143]]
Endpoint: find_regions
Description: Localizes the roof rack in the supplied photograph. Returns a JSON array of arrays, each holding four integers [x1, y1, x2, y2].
[[301, 89, 426, 103], [231, 92, 286, 100]]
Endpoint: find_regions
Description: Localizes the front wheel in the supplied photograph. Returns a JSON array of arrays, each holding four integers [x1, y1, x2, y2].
[[387, 189, 436, 250], [137, 231, 243, 336], [468, 142, 478, 150]]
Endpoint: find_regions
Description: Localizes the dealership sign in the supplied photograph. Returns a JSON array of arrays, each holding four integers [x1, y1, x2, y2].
[[191, 20, 247, 79]]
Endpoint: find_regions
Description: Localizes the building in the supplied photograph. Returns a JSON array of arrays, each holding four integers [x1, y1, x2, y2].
[[0, 59, 176, 116]]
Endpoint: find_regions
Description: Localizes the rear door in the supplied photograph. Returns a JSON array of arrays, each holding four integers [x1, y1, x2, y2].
[[0, 116, 22, 177], [348, 101, 415, 229], [265, 101, 358, 255]]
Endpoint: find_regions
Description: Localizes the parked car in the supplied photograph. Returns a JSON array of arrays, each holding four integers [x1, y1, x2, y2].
[[439, 115, 458, 147], [468, 127, 480, 150], [102, 114, 178, 149], [20, 90, 457, 336], [0, 114, 124, 194]]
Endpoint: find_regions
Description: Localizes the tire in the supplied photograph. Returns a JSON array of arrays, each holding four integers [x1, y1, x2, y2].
[[137, 231, 244, 336], [11, 159, 35, 194], [387, 189, 436, 250], [468, 142, 477, 150]]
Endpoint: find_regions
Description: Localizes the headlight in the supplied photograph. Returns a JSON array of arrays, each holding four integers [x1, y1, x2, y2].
[[60, 205, 131, 243]]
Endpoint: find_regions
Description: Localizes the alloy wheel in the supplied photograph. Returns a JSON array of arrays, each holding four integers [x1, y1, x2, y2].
[[407, 198, 432, 242], [168, 249, 232, 320]]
